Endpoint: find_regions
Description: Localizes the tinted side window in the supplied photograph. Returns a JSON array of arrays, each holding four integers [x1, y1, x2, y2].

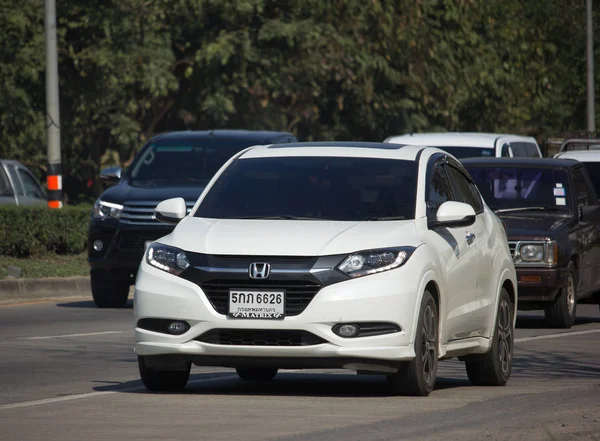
[[524, 143, 540, 157], [446, 165, 483, 213], [7, 166, 24, 196], [572, 168, 593, 206], [427, 166, 454, 215], [0, 166, 12, 196], [510, 142, 527, 157], [501, 144, 511, 157], [18, 169, 44, 199]]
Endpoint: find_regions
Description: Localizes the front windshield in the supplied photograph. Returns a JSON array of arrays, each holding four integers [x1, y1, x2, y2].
[[465, 165, 571, 212], [129, 140, 257, 186], [435, 146, 495, 159], [194, 156, 418, 221]]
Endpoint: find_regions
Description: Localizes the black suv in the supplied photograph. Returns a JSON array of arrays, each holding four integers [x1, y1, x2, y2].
[[463, 157, 600, 328], [88, 130, 297, 307]]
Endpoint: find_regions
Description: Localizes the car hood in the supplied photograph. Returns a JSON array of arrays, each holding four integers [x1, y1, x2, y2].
[[158, 217, 422, 256], [99, 182, 204, 205], [497, 213, 572, 239]]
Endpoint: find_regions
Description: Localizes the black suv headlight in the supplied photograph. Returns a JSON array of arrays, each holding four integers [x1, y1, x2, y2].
[[92, 199, 123, 220], [146, 243, 190, 275], [337, 247, 416, 278]]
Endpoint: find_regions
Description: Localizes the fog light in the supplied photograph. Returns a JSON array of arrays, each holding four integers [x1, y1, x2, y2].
[[333, 323, 360, 338], [92, 240, 104, 252], [167, 321, 188, 335]]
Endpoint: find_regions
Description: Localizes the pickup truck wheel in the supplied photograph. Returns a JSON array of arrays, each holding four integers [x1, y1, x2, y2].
[[387, 290, 438, 396], [465, 288, 513, 386], [91, 269, 130, 308], [138, 356, 190, 392], [235, 368, 278, 381], [544, 265, 577, 329]]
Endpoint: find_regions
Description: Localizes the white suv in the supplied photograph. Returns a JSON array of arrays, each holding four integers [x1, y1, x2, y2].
[[384, 132, 542, 159], [134, 141, 517, 396]]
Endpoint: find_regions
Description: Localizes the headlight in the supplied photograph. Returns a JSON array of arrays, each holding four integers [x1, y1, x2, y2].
[[338, 247, 415, 278], [146, 243, 190, 275], [515, 240, 557, 265], [93, 199, 123, 219], [519, 244, 544, 262]]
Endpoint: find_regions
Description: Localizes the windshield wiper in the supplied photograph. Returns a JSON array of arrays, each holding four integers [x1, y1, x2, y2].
[[494, 207, 564, 213], [364, 216, 409, 221], [230, 215, 323, 220]]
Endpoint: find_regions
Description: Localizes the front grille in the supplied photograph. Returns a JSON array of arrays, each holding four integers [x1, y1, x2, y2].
[[196, 329, 326, 346], [200, 280, 322, 316], [120, 200, 195, 225], [118, 231, 168, 249], [508, 241, 517, 257]]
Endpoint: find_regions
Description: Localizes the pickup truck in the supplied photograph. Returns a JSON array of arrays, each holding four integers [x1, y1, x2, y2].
[[88, 129, 298, 308], [0, 159, 46, 205], [463, 157, 600, 328]]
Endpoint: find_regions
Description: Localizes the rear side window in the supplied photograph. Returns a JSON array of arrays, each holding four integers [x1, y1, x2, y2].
[[18, 168, 44, 199], [6, 166, 24, 196]]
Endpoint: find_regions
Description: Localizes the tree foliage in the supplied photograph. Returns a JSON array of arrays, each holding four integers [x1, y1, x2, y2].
[[0, 0, 596, 202]]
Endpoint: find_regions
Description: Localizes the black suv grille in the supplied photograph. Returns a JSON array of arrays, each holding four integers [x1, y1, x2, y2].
[[200, 279, 322, 316], [118, 231, 168, 249], [196, 329, 326, 346]]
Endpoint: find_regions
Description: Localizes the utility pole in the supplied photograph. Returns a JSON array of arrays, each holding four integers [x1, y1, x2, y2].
[[44, 0, 63, 208], [587, 0, 596, 133]]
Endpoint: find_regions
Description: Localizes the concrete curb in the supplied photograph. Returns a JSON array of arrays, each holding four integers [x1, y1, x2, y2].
[[0, 276, 92, 304]]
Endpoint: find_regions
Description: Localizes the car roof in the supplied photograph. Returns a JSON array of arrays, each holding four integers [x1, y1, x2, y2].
[[0, 159, 24, 166], [554, 150, 600, 161], [384, 132, 536, 148], [151, 130, 297, 145], [239, 141, 431, 161], [461, 157, 580, 169]]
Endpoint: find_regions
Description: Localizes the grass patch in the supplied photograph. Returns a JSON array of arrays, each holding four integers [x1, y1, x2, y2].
[[0, 253, 89, 280]]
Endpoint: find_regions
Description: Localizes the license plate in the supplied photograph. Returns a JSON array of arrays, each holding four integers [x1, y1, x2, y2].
[[229, 290, 285, 319]]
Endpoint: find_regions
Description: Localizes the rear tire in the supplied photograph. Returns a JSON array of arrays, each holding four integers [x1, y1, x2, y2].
[[544, 265, 577, 329], [465, 288, 514, 386], [91, 269, 130, 308], [138, 356, 190, 392], [387, 290, 438, 396], [236, 368, 278, 381]]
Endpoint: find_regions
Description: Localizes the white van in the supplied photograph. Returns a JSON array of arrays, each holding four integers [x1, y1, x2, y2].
[[384, 132, 542, 159], [554, 149, 600, 199]]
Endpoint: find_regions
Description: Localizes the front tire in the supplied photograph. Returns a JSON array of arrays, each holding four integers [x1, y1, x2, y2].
[[91, 269, 130, 308], [236, 368, 278, 381], [138, 356, 191, 392], [387, 290, 438, 396], [544, 265, 577, 329], [465, 288, 513, 386]]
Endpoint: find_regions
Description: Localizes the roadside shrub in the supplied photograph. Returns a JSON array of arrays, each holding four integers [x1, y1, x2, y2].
[[0, 205, 91, 257]]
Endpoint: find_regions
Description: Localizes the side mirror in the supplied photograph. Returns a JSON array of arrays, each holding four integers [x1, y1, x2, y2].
[[580, 205, 600, 223], [99, 166, 122, 185], [154, 197, 187, 224], [434, 201, 476, 227]]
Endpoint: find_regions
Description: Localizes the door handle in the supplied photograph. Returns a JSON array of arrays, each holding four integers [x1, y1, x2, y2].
[[466, 232, 476, 244]]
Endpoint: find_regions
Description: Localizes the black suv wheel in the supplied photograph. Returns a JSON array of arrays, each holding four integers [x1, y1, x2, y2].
[[90, 269, 130, 308]]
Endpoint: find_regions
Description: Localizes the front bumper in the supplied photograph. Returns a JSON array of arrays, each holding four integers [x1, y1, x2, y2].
[[515, 266, 567, 308], [133, 258, 422, 368], [87, 220, 173, 274]]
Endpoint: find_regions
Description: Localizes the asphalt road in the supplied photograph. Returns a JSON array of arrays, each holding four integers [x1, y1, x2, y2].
[[0, 298, 599, 441]]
